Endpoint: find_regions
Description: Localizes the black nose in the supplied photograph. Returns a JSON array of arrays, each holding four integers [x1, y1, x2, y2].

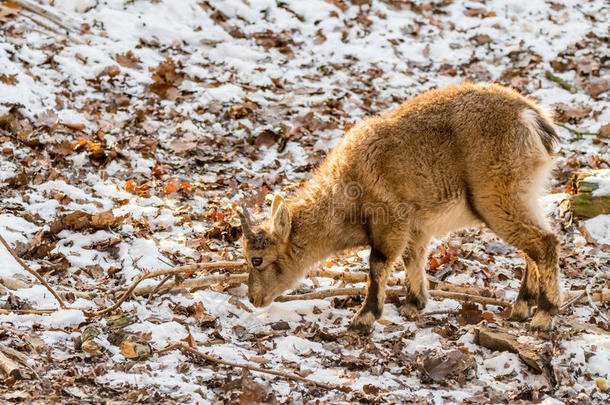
[[248, 296, 254, 304]]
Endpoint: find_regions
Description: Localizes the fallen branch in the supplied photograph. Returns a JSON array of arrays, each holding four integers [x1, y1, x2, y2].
[[0, 275, 30, 290], [90, 261, 245, 317], [0, 233, 67, 310], [275, 287, 511, 307], [310, 269, 493, 297], [17, 0, 80, 33], [545, 70, 577, 94], [0, 275, 99, 300], [160, 342, 347, 392], [0, 344, 36, 380], [0, 351, 22, 379], [145, 274, 173, 304], [0, 308, 58, 315], [557, 123, 602, 138], [124, 266, 607, 309], [587, 272, 610, 324], [126, 273, 248, 297]]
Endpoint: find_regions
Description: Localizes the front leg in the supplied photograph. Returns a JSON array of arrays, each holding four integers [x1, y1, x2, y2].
[[349, 249, 389, 335]]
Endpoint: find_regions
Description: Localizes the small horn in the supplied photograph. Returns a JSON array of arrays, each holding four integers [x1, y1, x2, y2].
[[238, 204, 255, 239]]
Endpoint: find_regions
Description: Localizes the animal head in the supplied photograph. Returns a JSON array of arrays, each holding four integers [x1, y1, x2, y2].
[[239, 194, 301, 307]]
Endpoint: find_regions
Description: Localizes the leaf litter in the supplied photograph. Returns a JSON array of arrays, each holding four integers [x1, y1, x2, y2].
[[0, 0, 608, 403]]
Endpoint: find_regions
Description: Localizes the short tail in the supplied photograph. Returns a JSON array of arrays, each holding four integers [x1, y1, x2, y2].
[[533, 108, 559, 154], [522, 107, 559, 155]]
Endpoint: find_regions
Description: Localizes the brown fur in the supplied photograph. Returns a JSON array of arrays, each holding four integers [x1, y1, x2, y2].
[[240, 82, 561, 333]]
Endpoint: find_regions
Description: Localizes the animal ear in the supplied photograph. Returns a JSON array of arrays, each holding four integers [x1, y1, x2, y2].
[[271, 194, 284, 217], [271, 200, 291, 241]]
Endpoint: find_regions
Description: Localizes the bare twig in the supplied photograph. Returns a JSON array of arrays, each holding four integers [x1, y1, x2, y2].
[[19, 11, 83, 45], [545, 70, 577, 94], [0, 275, 97, 300], [128, 273, 249, 297], [0, 344, 38, 379], [560, 290, 588, 312], [422, 309, 460, 316], [275, 287, 511, 307], [0, 308, 58, 315], [0, 351, 22, 379], [586, 272, 610, 324], [309, 269, 490, 296], [557, 123, 601, 138], [90, 261, 245, 317], [0, 233, 67, 309], [159, 342, 347, 391], [17, 0, 80, 33], [145, 274, 173, 304]]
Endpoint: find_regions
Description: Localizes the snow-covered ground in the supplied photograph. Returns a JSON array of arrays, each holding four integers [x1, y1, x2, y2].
[[0, 0, 609, 403]]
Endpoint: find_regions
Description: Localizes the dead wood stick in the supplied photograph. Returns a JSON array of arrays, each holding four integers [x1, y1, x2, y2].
[[146, 274, 173, 304], [160, 342, 347, 391], [0, 351, 22, 379], [0, 233, 67, 309], [0, 275, 97, 300], [110, 261, 246, 294], [128, 273, 263, 297], [0, 308, 58, 315], [561, 290, 588, 312], [586, 273, 610, 324], [19, 11, 83, 45], [0, 344, 38, 379], [0, 275, 30, 290], [90, 261, 245, 317], [275, 287, 511, 307], [309, 269, 489, 296], [134, 273, 249, 297], [545, 70, 577, 94], [557, 123, 602, 137], [17, 0, 80, 33]]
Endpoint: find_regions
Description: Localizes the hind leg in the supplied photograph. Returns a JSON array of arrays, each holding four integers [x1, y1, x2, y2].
[[509, 255, 539, 321], [475, 196, 561, 331], [399, 231, 430, 319]]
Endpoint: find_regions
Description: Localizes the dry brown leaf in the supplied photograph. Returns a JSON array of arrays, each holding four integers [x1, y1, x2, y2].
[[553, 102, 592, 123], [0, 73, 17, 85], [0, 1, 19, 24], [116, 51, 142, 70], [420, 350, 477, 384], [180, 333, 197, 347], [457, 302, 483, 326]]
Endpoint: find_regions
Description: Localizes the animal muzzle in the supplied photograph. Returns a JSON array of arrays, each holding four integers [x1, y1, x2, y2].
[[248, 293, 265, 307]]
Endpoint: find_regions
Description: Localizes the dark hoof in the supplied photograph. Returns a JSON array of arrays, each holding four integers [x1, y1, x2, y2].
[[399, 303, 421, 320], [348, 312, 375, 335], [530, 310, 554, 331], [508, 299, 534, 321]]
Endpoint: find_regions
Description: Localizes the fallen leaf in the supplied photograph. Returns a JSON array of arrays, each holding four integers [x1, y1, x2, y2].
[[0, 1, 20, 24], [420, 350, 477, 384], [0, 73, 18, 85], [63, 122, 86, 131], [552, 102, 592, 123], [457, 302, 483, 326], [240, 369, 270, 405], [187, 302, 217, 327], [180, 333, 197, 348], [116, 51, 142, 70]]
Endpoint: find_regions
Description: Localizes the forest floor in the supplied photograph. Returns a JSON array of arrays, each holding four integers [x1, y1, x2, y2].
[[0, 0, 609, 403]]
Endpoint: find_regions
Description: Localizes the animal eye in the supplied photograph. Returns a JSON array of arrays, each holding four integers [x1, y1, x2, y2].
[[251, 257, 263, 267]]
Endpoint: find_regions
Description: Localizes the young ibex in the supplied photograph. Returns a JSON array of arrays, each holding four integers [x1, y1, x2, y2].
[[239, 83, 561, 334]]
